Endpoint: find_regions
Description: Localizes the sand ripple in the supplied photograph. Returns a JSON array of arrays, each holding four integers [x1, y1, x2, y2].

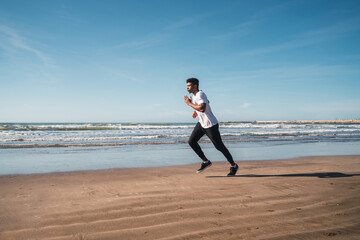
[[1, 156, 359, 239]]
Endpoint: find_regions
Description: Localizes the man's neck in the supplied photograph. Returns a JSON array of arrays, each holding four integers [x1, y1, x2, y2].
[[193, 89, 200, 96]]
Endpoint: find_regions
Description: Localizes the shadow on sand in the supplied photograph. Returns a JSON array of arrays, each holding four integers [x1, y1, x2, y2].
[[206, 172, 360, 178]]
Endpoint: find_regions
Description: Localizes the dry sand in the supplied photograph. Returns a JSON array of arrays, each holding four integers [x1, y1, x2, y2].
[[0, 155, 359, 240]]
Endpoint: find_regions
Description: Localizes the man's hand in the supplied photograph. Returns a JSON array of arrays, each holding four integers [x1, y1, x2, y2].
[[192, 111, 198, 118], [184, 95, 192, 105]]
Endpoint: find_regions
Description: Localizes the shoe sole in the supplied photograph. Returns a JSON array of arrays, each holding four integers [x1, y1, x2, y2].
[[196, 163, 212, 173]]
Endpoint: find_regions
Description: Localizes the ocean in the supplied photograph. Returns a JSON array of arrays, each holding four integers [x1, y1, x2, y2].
[[1, 122, 360, 175]]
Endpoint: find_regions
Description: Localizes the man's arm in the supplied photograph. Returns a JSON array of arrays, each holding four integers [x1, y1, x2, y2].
[[184, 96, 206, 112]]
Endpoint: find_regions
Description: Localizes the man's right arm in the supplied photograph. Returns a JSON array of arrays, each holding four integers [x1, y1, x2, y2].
[[184, 96, 206, 112]]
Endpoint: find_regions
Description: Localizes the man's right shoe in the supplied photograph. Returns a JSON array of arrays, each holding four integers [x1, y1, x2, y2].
[[227, 164, 239, 177], [197, 160, 212, 173]]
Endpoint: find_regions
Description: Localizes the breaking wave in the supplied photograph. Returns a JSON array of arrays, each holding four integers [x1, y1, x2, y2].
[[1, 122, 359, 149]]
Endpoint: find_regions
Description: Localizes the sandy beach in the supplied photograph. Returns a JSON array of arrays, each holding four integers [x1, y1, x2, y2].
[[0, 155, 359, 240]]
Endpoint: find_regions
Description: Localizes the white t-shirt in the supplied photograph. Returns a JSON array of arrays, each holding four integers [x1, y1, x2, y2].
[[193, 90, 218, 128]]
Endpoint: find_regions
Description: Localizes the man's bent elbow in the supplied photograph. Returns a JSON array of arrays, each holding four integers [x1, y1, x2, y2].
[[198, 103, 206, 112]]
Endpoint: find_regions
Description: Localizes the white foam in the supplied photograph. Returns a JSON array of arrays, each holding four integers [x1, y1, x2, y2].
[[1, 122, 359, 147]]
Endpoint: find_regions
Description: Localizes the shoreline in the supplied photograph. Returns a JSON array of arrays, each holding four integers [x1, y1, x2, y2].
[[222, 119, 360, 124], [0, 154, 359, 178], [2, 119, 360, 124], [1, 155, 359, 239]]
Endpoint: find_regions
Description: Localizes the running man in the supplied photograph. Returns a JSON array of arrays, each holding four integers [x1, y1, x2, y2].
[[184, 78, 239, 176]]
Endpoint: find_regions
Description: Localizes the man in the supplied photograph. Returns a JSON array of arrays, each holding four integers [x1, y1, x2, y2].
[[184, 78, 239, 176]]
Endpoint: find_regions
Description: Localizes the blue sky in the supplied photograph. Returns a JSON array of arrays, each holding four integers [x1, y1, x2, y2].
[[1, 0, 359, 122]]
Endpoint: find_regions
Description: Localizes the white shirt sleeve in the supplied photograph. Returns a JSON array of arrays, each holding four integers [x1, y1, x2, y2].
[[197, 91, 208, 104]]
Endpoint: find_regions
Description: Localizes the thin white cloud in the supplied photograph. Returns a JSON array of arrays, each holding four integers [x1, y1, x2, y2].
[[0, 24, 51, 65], [114, 13, 212, 50], [164, 14, 210, 30], [53, 4, 86, 27], [165, 17, 199, 30], [238, 17, 360, 56], [300, 100, 360, 116], [115, 35, 168, 49], [235, 64, 359, 82], [238, 39, 313, 56], [300, 16, 360, 39], [212, 1, 298, 40], [113, 70, 144, 84], [251, 0, 299, 20], [113, 13, 212, 50], [242, 103, 250, 108], [212, 20, 258, 40]]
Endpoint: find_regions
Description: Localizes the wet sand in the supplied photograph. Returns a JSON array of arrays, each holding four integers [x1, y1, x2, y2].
[[223, 120, 360, 124], [0, 155, 359, 240]]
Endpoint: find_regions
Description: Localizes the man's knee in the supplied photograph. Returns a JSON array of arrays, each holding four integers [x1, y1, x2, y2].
[[188, 138, 195, 147], [213, 142, 226, 152]]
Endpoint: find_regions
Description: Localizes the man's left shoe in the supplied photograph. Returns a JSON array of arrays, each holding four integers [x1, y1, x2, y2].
[[197, 160, 212, 173], [227, 164, 239, 177]]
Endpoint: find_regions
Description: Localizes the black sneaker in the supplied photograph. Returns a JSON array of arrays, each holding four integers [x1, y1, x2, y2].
[[227, 164, 239, 177], [197, 160, 212, 173]]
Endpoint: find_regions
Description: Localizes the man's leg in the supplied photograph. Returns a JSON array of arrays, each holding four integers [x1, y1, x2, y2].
[[188, 122, 207, 160], [204, 124, 235, 166], [189, 122, 212, 173]]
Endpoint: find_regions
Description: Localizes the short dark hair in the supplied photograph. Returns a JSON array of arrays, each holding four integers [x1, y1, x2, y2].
[[186, 78, 199, 87]]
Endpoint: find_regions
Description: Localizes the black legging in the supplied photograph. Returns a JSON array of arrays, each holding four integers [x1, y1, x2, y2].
[[188, 122, 235, 165]]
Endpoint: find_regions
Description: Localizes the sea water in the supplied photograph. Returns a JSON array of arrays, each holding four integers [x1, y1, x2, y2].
[[1, 122, 360, 175]]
